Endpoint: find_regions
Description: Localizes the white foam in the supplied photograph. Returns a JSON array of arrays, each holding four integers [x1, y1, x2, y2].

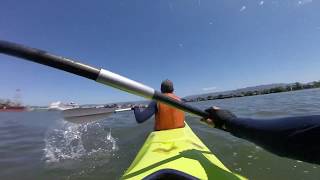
[[43, 120, 118, 163]]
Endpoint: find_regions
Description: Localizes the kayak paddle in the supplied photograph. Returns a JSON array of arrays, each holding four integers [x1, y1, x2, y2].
[[0, 40, 210, 119]]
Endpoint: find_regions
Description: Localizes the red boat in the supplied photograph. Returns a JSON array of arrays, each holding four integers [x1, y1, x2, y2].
[[0, 89, 26, 112], [0, 105, 26, 112]]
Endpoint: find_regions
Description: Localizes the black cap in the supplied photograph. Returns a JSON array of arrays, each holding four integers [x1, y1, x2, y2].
[[161, 79, 174, 93]]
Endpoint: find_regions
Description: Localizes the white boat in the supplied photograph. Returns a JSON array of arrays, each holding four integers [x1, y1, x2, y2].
[[48, 101, 79, 111]]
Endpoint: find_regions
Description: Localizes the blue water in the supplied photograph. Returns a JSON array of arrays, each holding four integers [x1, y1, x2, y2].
[[1, 88, 320, 180]]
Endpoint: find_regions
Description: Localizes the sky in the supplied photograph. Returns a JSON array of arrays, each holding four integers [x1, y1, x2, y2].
[[0, 0, 319, 106]]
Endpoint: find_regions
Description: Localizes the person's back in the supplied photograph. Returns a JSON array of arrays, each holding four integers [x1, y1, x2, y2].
[[133, 79, 185, 131], [155, 93, 185, 131]]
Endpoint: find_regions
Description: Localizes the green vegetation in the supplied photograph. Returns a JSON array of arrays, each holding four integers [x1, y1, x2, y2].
[[183, 81, 320, 102]]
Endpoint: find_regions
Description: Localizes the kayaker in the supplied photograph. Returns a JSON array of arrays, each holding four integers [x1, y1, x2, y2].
[[203, 107, 320, 164], [132, 79, 185, 131]]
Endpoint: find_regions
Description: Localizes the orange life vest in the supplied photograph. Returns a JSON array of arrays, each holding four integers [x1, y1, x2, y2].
[[155, 93, 185, 131]]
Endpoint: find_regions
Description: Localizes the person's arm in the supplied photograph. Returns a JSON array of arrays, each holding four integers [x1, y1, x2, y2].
[[133, 101, 157, 123], [204, 107, 320, 164]]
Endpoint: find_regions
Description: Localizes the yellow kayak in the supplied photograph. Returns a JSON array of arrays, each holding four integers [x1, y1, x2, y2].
[[122, 123, 247, 180]]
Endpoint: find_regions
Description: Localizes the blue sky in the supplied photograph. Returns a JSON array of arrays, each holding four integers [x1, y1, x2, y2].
[[0, 0, 319, 106]]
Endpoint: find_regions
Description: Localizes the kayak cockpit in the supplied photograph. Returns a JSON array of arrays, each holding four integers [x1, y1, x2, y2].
[[143, 169, 198, 180]]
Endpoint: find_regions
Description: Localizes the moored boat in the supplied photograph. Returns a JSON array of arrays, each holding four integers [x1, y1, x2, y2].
[[48, 101, 79, 111]]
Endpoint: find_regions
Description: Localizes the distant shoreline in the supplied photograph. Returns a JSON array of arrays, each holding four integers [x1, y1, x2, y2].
[[182, 81, 320, 103], [7, 81, 320, 108]]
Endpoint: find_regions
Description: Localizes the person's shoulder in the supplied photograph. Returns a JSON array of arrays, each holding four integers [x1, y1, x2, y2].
[[167, 93, 180, 99]]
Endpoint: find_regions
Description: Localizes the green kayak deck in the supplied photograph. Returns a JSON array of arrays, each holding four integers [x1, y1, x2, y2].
[[122, 123, 247, 180]]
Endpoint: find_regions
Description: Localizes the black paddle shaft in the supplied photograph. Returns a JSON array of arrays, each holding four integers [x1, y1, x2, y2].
[[0, 40, 100, 80]]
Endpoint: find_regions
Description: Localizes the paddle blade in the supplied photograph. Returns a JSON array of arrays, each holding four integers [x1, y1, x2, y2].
[[64, 113, 113, 124], [62, 107, 116, 124]]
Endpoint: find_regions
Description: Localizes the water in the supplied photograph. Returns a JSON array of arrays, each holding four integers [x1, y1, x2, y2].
[[1, 89, 320, 180]]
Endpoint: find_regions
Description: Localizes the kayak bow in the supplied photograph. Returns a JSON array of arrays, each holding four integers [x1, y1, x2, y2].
[[122, 123, 246, 180]]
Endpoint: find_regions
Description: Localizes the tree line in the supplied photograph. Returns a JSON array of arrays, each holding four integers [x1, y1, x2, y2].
[[183, 81, 320, 102]]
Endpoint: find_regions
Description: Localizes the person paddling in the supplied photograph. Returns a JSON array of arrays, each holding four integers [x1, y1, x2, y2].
[[202, 107, 320, 165], [2, 40, 318, 168], [132, 79, 185, 131]]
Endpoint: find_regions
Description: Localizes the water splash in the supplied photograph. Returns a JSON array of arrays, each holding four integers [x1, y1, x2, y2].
[[43, 120, 118, 163]]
